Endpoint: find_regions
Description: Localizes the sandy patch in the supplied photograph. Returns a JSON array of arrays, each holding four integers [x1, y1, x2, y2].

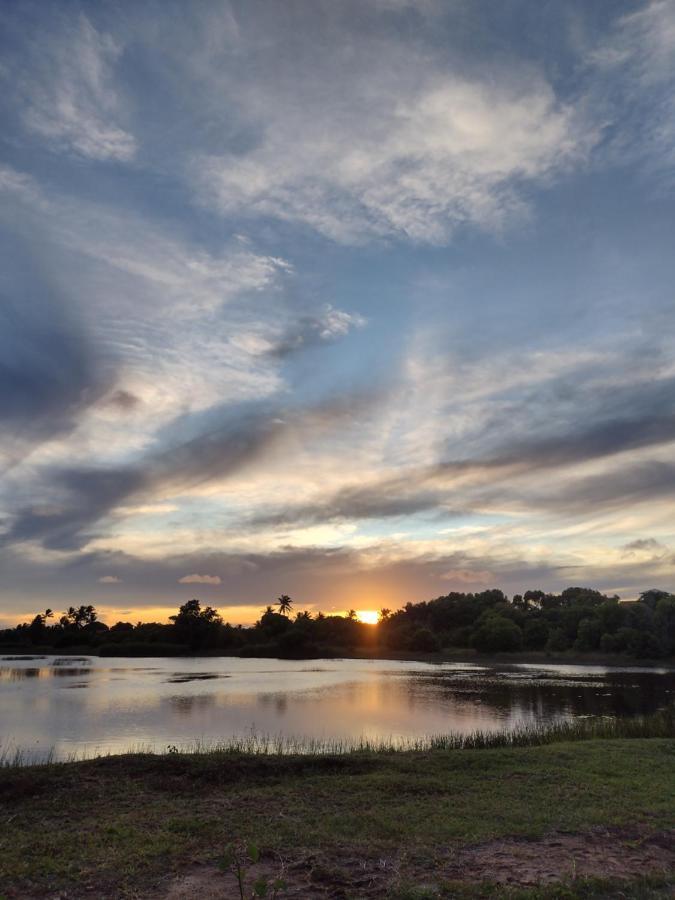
[[160, 829, 674, 898]]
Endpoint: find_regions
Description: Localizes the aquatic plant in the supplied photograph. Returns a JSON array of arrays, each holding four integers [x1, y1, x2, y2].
[[2, 708, 672, 767]]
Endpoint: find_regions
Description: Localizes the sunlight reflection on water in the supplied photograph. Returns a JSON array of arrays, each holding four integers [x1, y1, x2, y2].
[[0, 655, 672, 762]]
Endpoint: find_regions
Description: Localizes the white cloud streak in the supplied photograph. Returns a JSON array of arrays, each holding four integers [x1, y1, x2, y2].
[[591, 0, 675, 176], [171, 1, 598, 244], [197, 73, 589, 244], [19, 15, 136, 161]]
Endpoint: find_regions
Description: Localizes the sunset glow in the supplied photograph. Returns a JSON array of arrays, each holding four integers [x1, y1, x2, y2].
[[356, 610, 380, 626]]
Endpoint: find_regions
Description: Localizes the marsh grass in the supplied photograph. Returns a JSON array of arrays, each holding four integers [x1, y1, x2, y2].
[[2, 709, 673, 767]]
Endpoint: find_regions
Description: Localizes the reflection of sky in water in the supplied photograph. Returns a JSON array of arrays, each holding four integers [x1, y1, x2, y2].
[[0, 656, 672, 762]]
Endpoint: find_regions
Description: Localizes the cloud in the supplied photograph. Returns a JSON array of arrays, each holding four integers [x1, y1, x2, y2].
[[181, 2, 595, 244], [178, 573, 222, 585], [198, 75, 587, 244], [251, 479, 446, 529], [621, 537, 670, 561], [623, 537, 666, 554], [265, 306, 367, 358], [439, 568, 491, 585], [2, 2, 675, 622], [18, 15, 136, 161], [591, 0, 675, 177], [0, 540, 586, 620], [98, 575, 121, 583], [1, 387, 378, 552], [526, 461, 675, 518], [247, 369, 675, 533], [0, 164, 364, 468], [0, 227, 114, 468]]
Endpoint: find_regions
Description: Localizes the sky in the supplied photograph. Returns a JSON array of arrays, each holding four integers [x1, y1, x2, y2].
[[1, 0, 675, 627]]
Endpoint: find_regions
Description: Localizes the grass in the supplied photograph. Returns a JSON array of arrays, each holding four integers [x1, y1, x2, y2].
[[0, 731, 673, 898], [2, 710, 674, 766], [390, 875, 675, 898]]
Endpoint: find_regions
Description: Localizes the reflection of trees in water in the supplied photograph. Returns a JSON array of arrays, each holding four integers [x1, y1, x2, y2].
[[0, 666, 92, 681], [0, 667, 43, 681], [417, 670, 675, 721], [167, 694, 217, 716], [51, 667, 92, 678]]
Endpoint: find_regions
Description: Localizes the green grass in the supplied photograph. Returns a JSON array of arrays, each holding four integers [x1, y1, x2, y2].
[[0, 736, 673, 898]]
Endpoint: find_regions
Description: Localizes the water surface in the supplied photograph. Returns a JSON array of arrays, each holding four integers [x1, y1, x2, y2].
[[1, 655, 672, 762]]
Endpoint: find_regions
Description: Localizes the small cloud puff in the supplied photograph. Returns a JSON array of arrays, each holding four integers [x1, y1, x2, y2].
[[178, 573, 222, 585], [98, 575, 122, 583]]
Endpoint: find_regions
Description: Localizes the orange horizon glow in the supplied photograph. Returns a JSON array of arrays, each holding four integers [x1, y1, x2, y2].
[[355, 609, 380, 625]]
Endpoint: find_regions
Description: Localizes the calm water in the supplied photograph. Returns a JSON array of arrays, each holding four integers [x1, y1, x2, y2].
[[1, 655, 673, 762]]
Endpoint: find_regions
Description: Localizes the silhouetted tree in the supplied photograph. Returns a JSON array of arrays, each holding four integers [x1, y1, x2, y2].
[[27, 609, 53, 643], [276, 595, 293, 616], [170, 599, 222, 650], [3, 583, 674, 660], [60, 605, 97, 630]]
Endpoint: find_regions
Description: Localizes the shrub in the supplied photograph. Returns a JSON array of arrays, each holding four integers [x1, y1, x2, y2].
[[545, 627, 569, 653], [472, 615, 523, 653], [409, 627, 441, 652], [523, 618, 549, 650]]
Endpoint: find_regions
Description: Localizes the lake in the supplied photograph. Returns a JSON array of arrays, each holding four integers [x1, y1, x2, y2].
[[1, 655, 673, 763]]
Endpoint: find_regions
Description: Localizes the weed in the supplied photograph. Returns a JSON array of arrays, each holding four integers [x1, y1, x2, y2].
[[219, 842, 287, 899]]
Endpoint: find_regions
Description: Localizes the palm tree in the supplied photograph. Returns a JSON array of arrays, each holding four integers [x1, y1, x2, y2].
[[276, 595, 293, 616]]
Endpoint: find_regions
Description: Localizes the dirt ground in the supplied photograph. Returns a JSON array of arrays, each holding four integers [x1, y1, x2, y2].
[[161, 827, 675, 899]]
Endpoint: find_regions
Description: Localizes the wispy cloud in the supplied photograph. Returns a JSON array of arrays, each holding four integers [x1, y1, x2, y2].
[[196, 63, 590, 244], [591, 0, 675, 177], [18, 15, 136, 161]]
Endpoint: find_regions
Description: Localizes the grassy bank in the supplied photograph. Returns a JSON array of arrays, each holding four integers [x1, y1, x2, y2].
[[1, 728, 673, 898]]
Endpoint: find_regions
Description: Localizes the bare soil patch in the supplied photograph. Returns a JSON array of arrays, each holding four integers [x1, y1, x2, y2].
[[443, 827, 674, 887], [160, 829, 675, 898]]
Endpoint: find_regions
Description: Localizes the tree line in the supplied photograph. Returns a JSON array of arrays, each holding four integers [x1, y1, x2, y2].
[[1, 586, 674, 659]]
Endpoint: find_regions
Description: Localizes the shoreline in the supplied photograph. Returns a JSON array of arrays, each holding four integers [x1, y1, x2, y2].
[[2, 711, 672, 768], [2, 644, 674, 669]]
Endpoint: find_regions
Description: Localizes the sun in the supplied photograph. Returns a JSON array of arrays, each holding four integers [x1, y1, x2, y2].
[[355, 609, 380, 625]]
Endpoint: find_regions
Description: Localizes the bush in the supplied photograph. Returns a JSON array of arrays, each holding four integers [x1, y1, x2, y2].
[[472, 615, 523, 653], [545, 627, 569, 653], [523, 619, 549, 650], [448, 625, 474, 647], [611, 627, 663, 658], [276, 629, 318, 658], [573, 616, 601, 652], [408, 628, 441, 652]]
